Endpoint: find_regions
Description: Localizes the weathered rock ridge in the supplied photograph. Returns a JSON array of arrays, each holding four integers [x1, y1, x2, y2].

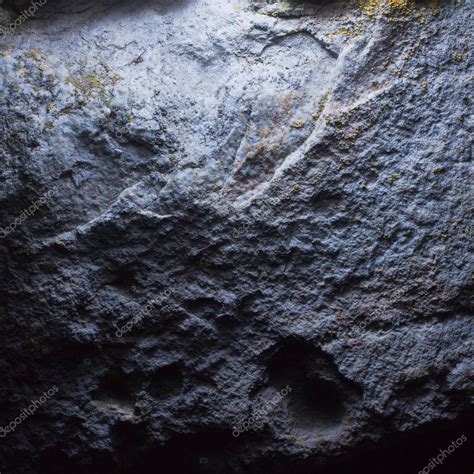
[[0, 0, 472, 472]]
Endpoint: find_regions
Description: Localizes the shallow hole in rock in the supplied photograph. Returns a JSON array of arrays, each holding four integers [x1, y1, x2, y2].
[[290, 376, 346, 429], [92, 371, 135, 407], [111, 420, 148, 450], [106, 267, 137, 293], [234, 291, 262, 320], [182, 297, 222, 317], [148, 364, 184, 398], [264, 339, 349, 433]]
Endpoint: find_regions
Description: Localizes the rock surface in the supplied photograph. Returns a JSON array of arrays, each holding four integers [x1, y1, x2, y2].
[[0, 0, 473, 472]]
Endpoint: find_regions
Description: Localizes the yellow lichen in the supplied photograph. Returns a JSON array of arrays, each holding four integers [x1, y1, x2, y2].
[[83, 72, 102, 88], [25, 49, 43, 61], [291, 119, 306, 129], [325, 27, 352, 38], [110, 73, 123, 85], [358, 0, 435, 22], [312, 91, 331, 121], [264, 1, 293, 17], [65, 70, 107, 99], [417, 13, 426, 23]]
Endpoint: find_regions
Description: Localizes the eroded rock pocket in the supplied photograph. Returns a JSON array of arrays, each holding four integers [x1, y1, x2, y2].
[[263, 339, 362, 435]]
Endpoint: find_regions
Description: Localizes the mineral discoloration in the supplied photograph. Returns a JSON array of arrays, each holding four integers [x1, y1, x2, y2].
[[0, 0, 472, 472]]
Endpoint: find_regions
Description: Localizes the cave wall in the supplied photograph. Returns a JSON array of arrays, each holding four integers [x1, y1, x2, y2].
[[0, 0, 472, 472]]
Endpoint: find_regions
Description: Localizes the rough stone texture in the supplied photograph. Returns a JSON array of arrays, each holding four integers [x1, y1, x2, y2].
[[0, 0, 473, 472]]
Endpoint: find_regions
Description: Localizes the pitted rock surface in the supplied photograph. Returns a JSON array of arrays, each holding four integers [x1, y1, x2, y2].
[[0, 0, 472, 472]]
